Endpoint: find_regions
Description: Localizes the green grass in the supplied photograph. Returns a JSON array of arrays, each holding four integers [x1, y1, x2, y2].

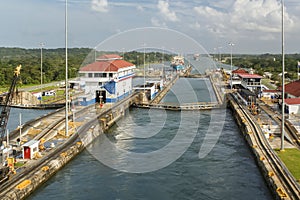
[[261, 79, 277, 90], [276, 148, 300, 181], [15, 162, 25, 167]]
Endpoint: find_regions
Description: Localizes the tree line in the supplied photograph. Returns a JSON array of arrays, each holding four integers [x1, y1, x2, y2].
[[223, 53, 300, 82], [0, 48, 172, 88], [0, 47, 91, 86], [4, 47, 298, 88]]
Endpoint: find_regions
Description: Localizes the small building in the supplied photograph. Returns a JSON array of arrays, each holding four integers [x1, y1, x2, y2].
[[133, 80, 163, 101], [78, 54, 135, 105], [238, 73, 263, 94], [285, 98, 300, 115], [22, 140, 40, 159], [230, 68, 249, 88], [43, 90, 56, 96], [229, 68, 263, 93]]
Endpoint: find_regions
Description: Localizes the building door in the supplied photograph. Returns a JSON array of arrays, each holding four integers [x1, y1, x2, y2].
[[24, 147, 30, 159], [96, 90, 106, 103]]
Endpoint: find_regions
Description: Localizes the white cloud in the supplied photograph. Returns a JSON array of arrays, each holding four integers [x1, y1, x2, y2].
[[157, 0, 179, 22], [151, 17, 167, 27], [137, 5, 144, 12], [189, 21, 201, 30], [194, 0, 295, 39], [91, 0, 108, 12]]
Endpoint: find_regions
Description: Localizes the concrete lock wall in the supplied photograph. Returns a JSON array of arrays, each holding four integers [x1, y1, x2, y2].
[[227, 96, 287, 200]]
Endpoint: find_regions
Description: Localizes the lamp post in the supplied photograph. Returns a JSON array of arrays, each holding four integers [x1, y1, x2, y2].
[[143, 43, 146, 95], [229, 42, 234, 90], [65, 0, 69, 137], [280, 0, 285, 151], [162, 46, 165, 80], [40, 42, 45, 104]]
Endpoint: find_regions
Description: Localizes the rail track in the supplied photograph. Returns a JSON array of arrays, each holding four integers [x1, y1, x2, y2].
[[9, 104, 96, 142], [259, 104, 300, 149], [231, 93, 300, 199]]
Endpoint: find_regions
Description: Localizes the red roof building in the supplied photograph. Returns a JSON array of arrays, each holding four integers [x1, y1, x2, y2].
[[97, 54, 123, 61], [78, 54, 136, 104], [238, 74, 263, 79], [285, 97, 300, 114], [278, 80, 300, 98], [80, 59, 134, 72], [232, 68, 248, 75], [285, 98, 300, 105]]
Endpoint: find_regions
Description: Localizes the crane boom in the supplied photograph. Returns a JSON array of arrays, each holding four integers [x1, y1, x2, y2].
[[0, 65, 21, 145]]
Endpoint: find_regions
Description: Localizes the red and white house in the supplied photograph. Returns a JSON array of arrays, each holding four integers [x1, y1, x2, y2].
[[78, 54, 135, 105], [280, 80, 300, 99], [238, 73, 263, 92], [230, 67, 263, 94], [277, 80, 300, 114], [230, 68, 263, 94]]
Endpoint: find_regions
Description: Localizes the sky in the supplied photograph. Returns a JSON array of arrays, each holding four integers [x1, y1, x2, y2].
[[0, 0, 300, 54]]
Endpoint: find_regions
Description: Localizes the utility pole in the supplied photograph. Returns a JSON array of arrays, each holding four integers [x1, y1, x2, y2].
[[65, 0, 69, 137], [229, 42, 234, 90], [143, 43, 146, 95], [281, 0, 285, 151], [40, 42, 45, 104]]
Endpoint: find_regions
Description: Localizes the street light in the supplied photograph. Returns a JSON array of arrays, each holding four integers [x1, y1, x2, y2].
[[65, 0, 69, 137], [40, 42, 45, 104], [229, 42, 234, 90], [162, 46, 165, 80], [143, 43, 146, 95], [281, 0, 285, 151]]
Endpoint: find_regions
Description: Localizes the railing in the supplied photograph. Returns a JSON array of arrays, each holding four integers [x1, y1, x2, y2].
[[137, 102, 220, 111], [241, 81, 261, 87]]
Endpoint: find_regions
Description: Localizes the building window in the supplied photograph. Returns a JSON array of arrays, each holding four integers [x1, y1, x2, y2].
[[94, 73, 107, 77], [88, 73, 93, 78], [109, 73, 113, 78]]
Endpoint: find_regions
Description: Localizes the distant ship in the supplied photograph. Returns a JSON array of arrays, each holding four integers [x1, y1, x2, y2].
[[170, 55, 185, 71]]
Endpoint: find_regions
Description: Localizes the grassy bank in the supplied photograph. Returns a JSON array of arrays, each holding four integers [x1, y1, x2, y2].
[[276, 148, 300, 181]]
